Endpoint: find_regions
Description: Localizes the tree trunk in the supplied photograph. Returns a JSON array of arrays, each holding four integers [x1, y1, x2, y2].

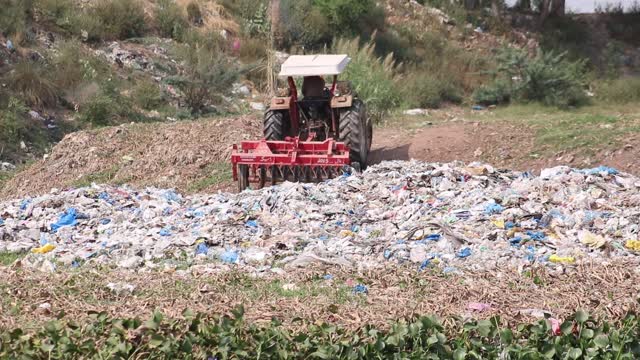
[[491, 0, 501, 18], [538, 0, 551, 25], [550, 0, 565, 17], [516, 0, 531, 11]]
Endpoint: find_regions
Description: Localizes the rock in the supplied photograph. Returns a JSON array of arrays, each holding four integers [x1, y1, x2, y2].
[[249, 102, 266, 111], [118, 256, 143, 269], [403, 109, 428, 116], [0, 162, 15, 171]]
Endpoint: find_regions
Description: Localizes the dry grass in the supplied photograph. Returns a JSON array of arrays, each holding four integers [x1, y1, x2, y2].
[[1, 260, 638, 332]]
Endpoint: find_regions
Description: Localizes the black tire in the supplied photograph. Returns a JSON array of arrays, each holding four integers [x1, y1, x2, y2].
[[339, 99, 368, 168], [263, 109, 287, 140], [237, 165, 249, 192]]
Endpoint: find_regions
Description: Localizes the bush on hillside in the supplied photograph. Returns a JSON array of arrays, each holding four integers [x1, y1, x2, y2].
[[132, 80, 164, 111], [167, 46, 239, 114], [333, 37, 401, 123], [0, 97, 45, 162], [93, 0, 147, 40], [474, 47, 589, 107], [278, 0, 332, 50], [186, 2, 203, 25], [36, 0, 73, 29], [155, 0, 188, 40], [78, 81, 135, 126], [314, 0, 384, 37], [0, 0, 33, 42], [4, 61, 58, 108], [403, 71, 463, 109], [51, 40, 112, 89]]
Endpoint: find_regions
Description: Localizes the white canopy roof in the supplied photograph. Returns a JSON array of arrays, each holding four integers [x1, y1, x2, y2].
[[279, 54, 351, 77]]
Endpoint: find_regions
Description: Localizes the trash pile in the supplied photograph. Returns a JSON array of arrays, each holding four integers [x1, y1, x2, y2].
[[1, 161, 640, 274]]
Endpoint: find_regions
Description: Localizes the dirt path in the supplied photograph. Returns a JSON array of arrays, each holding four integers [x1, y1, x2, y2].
[[370, 117, 640, 174]]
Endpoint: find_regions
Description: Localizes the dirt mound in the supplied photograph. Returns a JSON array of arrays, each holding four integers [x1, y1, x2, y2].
[[0, 116, 261, 200]]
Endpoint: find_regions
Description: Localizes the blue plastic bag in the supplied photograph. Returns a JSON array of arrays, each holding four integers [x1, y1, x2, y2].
[[51, 208, 78, 233], [220, 249, 239, 264], [484, 202, 504, 215], [456, 247, 472, 258], [352, 284, 368, 294], [195, 243, 208, 255]]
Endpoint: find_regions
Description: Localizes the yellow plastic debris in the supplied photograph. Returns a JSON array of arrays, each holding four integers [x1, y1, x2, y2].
[[625, 240, 640, 252], [31, 244, 56, 254], [549, 254, 575, 264], [340, 230, 356, 237], [579, 231, 606, 249], [491, 220, 505, 229]]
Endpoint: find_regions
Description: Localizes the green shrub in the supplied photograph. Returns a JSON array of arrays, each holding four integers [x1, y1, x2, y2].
[[238, 37, 268, 63], [278, 0, 332, 50], [473, 78, 512, 105], [167, 46, 239, 114], [4, 61, 58, 108], [477, 47, 589, 107], [93, 0, 147, 40], [51, 40, 112, 89], [155, 0, 188, 39], [0, 97, 45, 162], [596, 77, 640, 104], [0, 0, 32, 41], [334, 37, 401, 122], [78, 81, 135, 126], [180, 29, 226, 53], [132, 80, 164, 110], [69, 11, 104, 42], [186, 1, 203, 25], [403, 71, 463, 109], [314, 0, 383, 37]]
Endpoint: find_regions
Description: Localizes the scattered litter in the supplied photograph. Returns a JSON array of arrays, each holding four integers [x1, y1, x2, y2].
[[282, 283, 298, 291], [106, 282, 136, 296], [352, 284, 368, 294], [0, 161, 638, 274], [31, 244, 55, 254], [549, 254, 575, 264]]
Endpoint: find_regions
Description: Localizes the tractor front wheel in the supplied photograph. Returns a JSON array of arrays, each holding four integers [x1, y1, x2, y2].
[[339, 99, 368, 169], [264, 109, 288, 140]]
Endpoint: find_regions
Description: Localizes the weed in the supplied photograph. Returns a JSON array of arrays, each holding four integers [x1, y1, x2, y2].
[[93, 0, 147, 40], [155, 0, 188, 40], [0, 252, 24, 266], [0, 0, 32, 42], [596, 77, 640, 104], [132, 80, 164, 111], [4, 61, 58, 108], [333, 37, 401, 122], [186, 2, 203, 25], [188, 162, 232, 192], [35, 0, 73, 29], [72, 166, 120, 187]]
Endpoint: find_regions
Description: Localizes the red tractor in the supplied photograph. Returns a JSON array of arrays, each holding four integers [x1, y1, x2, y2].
[[232, 55, 372, 190]]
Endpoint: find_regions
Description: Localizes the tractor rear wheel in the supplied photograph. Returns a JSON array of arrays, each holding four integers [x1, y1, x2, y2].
[[264, 109, 288, 140], [339, 99, 368, 169]]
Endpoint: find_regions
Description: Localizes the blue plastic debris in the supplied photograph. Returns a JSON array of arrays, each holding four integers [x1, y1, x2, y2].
[[100, 218, 111, 225], [525, 245, 536, 262], [6, 40, 14, 51], [71, 260, 80, 268], [526, 231, 546, 241], [319, 235, 329, 241], [51, 208, 78, 233], [581, 165, 618, 176], [195, 243, 208, 255], [351, 224, 360, 232], [510, 236, 523, 246], [472, 105, 485, 110], [424, 234, 441, 241], [335, 221, 344, 226], [352, 284, 368, 294], [159, 228, 172, 236], [383, 249, 392, 259], [484, 202, 504, 215], [39, 233, 48, 245], [245, 220, 259, 228], [220, 249, 239, 264], [162, 207, 172, 216], [0, 218, 4, 226], [443, 266, 458, 274], [456, 247, 472, 258], [20, 199, 31, 211], [419, 259, 431, 271], [323, 274, 333, 280], [163, 190, 181, 203], [505, 221, 516, 229]]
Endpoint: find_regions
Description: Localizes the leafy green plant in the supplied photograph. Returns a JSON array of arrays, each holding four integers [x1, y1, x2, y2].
[[35, 0, 73, 29], [132, 80, 164, 111], [0, 0, 32, 41], [0, 97, 45, 162], [4, 61, 58, 108], [314, 0, 384, 37], [333, 37, 401, 122], [277, 0, 332, 50], [51, 39, 111, 88], [2, 308, 640, 359], [78, 82, 135, 126], [475, 47, 589, 107], [403, 70, 463, 109], [155, 0, 188, 39]]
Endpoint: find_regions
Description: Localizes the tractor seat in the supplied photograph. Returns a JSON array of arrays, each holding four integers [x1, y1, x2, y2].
[[302, 76, 328, 99]]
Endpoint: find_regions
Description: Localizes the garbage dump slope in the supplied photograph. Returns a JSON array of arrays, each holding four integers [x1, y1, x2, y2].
[[3, 161, 639, 277], [0, 115, 261, 200]]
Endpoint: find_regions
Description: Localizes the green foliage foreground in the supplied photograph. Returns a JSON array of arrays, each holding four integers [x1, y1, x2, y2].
[[2, 307, 639, 359]]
